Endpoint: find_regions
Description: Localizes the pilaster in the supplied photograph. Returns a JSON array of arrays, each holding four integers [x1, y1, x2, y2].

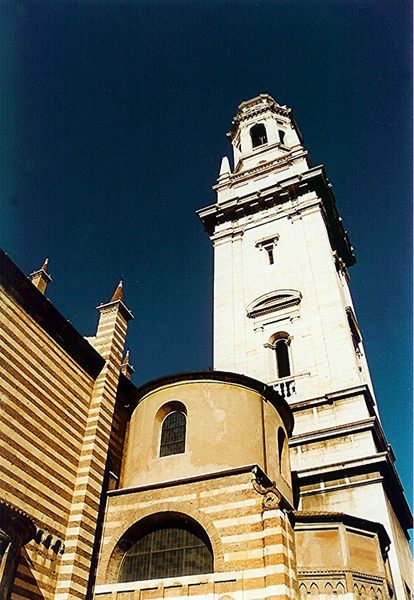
[[55, 284, 133, 600]]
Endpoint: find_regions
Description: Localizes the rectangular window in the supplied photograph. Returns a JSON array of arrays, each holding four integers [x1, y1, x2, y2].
[[266, 246, 274, 265]]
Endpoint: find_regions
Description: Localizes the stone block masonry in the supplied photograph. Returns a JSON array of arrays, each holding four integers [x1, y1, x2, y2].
[[94, 469, 298, 600]]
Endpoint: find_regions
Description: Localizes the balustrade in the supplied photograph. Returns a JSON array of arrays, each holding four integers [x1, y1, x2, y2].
[[272, 378, 296, 399]]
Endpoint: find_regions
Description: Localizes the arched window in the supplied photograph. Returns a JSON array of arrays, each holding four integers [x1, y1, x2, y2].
[[250, 123, 268, 148], [160, 411, 186, 457], [118, 517, 213, 582], [275, 339, 291, 378]]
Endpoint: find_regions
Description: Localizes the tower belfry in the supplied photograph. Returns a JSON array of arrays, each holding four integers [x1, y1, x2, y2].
[[198, 94, 412, 599]]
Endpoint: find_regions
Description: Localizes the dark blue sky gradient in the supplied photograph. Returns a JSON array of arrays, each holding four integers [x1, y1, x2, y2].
[[1, 1, 412, 507]]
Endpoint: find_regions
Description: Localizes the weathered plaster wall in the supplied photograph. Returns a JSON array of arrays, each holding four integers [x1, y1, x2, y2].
[[121, 380, 291, 504]]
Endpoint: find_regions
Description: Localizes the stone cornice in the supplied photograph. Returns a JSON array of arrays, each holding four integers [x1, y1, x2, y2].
[[297, 568, 385, 584], [227, 94, 291, 140], [97, 299, 134, 322], [131, 369, 294, 435], [213, 148, 306, 190], [197, 166, 356, 267], [294, 511, 391, 552], [108, 464, 261, 497], [249, 298, 300, 318], [234, 101, 290, 124], [246, 289, 302, 319], [294, 451, 413, 532], [289, 417, 377, 446], [289, 384, 377, 416], [295, 452, 389, 478], [290, 410, 395, 472]]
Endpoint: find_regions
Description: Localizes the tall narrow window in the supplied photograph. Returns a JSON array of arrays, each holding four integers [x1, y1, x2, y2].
[[160, 411, 186, 457], [250, 123, 268, 148], [265, 246, 274, 265], [275, 339, 290, 378], [277, 427, 290, 482], [255, 234, 279, 266], [278, 129, 286, 144]]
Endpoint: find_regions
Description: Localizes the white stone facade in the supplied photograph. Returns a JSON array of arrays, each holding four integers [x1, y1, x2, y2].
[[211, 198, 369, 400]]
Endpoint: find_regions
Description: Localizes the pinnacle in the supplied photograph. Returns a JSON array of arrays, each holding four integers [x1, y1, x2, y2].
[[28, 257, 52, 293], [122, 349, 130, 365], [121, 348, 135, 378], [110, 280, 124, 302], [219, 156, 231, 176]]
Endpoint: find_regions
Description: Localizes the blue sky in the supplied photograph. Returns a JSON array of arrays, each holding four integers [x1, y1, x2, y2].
[[1, 0, 412, 507]]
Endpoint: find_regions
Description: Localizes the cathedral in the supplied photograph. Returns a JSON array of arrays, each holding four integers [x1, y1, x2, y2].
[[0, 94, 412, 600]]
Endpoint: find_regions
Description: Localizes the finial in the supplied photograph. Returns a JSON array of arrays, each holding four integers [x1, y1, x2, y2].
[[219, 156, 231, 177], [96, 279, 133, 321], [121, 349, 135, 379], [29, 257, 52, 294], [110, 280, 124, 302]]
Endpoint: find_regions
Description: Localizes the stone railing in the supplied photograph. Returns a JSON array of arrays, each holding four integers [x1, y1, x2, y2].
[[272, 378, 296, 400], [270, 372, 311, 401]]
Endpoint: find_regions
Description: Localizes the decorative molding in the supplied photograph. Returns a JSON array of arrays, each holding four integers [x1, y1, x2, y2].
[[215, 152, 299, 189], [246, 289, 302, 319], [255, 233, 279, 250], [289, 416, 376, 445], [198, 166, 356, 267], [298, 568, 384, 584]]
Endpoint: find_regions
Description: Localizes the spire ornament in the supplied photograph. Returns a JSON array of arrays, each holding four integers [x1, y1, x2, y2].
[[29, 257, 52, 294], [110, 280, 124, 303]]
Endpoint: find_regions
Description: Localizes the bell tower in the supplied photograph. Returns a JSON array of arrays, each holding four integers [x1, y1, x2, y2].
[[198, 93, 370, 401], [198, 94, 412, 599]]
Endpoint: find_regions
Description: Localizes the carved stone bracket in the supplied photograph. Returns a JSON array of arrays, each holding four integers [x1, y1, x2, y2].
[[251, 466, 283, 510], [262, 490, 282, 510]]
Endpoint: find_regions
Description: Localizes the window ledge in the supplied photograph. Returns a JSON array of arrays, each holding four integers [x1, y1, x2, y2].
[[268, 371, 310, 386]]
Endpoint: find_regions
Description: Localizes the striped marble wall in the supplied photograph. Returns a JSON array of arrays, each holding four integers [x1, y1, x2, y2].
[[94, 469, 298, 600], [0, 253, 132, 600]]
